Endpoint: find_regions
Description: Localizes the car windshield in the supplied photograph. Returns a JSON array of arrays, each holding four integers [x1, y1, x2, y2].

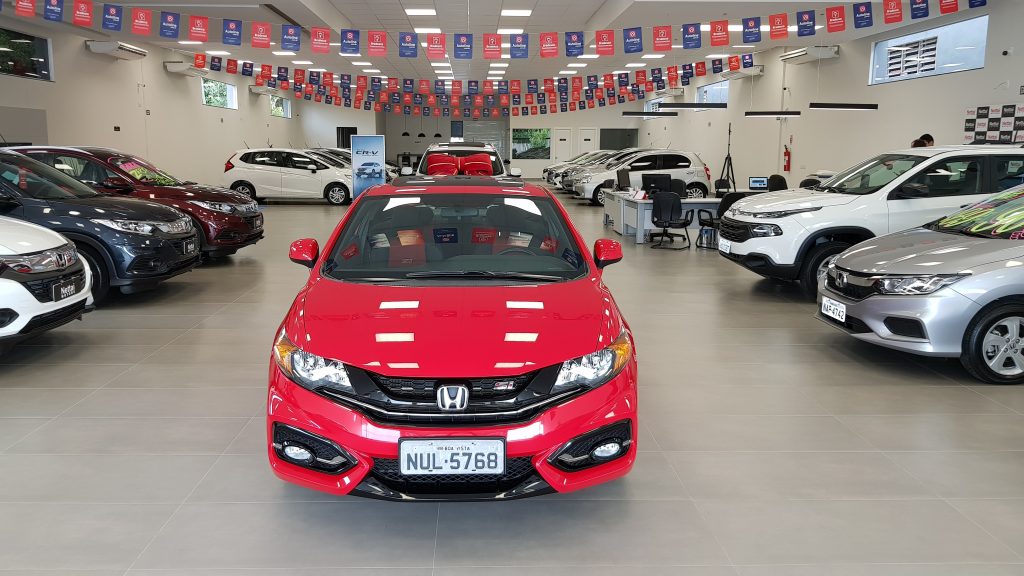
[[0, 153, 103, 199], [928, 185, 1024, 239], [419, 150, 504, 175], [309, 152, 346, 168], [815, 153, 927, 195], [111, 156, 184, 186], [323, 193, 587, 283]]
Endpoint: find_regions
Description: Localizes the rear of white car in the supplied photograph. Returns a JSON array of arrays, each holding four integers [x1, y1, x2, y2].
[[0, 217, 92, 351], [224, 148, 354, 205]]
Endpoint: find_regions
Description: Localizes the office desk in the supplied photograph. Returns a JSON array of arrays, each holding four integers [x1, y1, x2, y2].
[[603, 191, 723, 244]]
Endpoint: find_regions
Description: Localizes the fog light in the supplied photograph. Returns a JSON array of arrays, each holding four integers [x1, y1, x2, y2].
[[282, 443, 314, 464], [591, 441, 622, 460]]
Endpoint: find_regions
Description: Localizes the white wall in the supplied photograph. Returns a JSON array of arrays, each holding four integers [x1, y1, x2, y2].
[[637, 2, 1024, 187], [511, 105, 641, 178], [0, 15, 375, 185]]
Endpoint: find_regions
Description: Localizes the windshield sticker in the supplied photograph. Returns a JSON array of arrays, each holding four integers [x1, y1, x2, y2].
[[471, 227, 496, 244], [397, 229, 425, 247], [540, 236, 557, 253], [433, 227, 458, 244], [18, 168, 28, 190], [341, 243, 359, 260], [370, 233, 391, 248], [562, 248, 580, 267], [118, 161, 143, 173], [505, 232, 532, 247]]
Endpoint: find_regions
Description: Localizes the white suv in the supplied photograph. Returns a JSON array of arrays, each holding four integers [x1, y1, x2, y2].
[[0, 216, 92, 352], [401, 142, 521, 177], [565, 149, 712, 205], [224, 148, 354, 205], [719, 145, 1024, 297]]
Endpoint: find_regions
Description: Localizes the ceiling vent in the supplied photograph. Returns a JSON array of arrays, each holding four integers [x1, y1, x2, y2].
[[86, 40, 148, 60], [164, 60, 208, 77], [779, 46, 839, 65], [720, 65, 764, 80]]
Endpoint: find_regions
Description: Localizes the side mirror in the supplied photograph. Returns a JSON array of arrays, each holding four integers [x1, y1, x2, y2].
[[508, 167, 522, 177], [289, 238, 319, 268], [894, 182, 929, 199], [593, 238, 622, 269], [0, 195, 20, 212], [503, 159, 511, 165], [100, 176, 133, 192], [400, 167, 413, 176], [307, 164, 318, 173]]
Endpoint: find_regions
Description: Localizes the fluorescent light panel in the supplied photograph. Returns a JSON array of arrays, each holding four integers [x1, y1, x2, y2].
[[405, 8, 436, 15], [496, 28, 523, 34], [500, 9, 532, 16], [414, 27, 441, 34]]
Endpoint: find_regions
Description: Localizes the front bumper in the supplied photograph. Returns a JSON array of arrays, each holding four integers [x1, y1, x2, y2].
[[0, 264, 93, 342], [717, 216, 807, 280], [266, 363, 638, 501], [110, 232, 201, 288], [199, 212, 265, 255], [720, 250, 800, 280], [816, 283, 980, 357]]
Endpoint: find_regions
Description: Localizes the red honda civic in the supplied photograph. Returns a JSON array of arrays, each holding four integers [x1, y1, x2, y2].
[[269, 176, 637, 500]]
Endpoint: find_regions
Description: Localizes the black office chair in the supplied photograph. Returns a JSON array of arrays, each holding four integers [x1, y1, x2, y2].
[[768, 174, 788, 191], [714, 178, 732, 197], [670, 178, 685, 197], [650, 191, 691, 250], [696, 192, 745, 249]]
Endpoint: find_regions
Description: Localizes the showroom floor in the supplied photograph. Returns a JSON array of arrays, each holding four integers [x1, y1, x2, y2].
[[3, 191, 1024, 574]]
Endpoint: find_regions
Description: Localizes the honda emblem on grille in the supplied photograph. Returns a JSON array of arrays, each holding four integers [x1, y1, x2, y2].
[[436, 385, 469, 411], [835, 271, 848, 288]]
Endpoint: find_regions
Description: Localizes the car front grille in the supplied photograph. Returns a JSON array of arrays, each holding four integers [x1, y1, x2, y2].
[[718, 217, 752, 242], [370, 372, 536, 401], [370, 456, 535, 495], [19, 300, 87, 335], [826, 268, 878, 301], [22, 270, 87, 303]]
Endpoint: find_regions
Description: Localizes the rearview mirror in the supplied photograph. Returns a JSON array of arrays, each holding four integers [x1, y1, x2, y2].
[[100, 176, 133, 192], [289, 238, 319, 268], [400, 167, 413, 176], [894, 182, 929, 199], [509, 167, 522, 177], [593, 238, 623, 269]]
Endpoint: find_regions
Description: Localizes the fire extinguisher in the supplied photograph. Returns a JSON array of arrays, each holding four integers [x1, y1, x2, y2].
[[783, 145, 792, 173]]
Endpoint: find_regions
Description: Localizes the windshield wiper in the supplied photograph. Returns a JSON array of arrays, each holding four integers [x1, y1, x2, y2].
[[404, 270, 562, 282], [813, 184, 843, 193]]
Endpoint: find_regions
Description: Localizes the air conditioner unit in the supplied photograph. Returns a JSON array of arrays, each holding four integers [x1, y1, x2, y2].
[[86, 40, 148, 61], [779, 45, 839, 65], [720, 65, 765, 80], [164, 60, 208, 77], [653, 87, 685, 98], [249, 85, 276, 96]]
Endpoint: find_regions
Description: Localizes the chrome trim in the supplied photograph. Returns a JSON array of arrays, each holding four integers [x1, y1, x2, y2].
[[320, 388, 582, 420]]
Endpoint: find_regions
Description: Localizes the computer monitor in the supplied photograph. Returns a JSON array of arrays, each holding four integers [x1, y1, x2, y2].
[[642, 173, 671, 194], [749, 176, 769, 191], [616, 168, 631, 190]]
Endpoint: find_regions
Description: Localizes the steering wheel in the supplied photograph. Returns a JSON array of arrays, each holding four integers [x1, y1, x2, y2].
[[497, 247, 535, 256]]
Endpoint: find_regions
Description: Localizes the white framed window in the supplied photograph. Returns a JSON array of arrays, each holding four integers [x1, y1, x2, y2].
[[870, 15, 987, 85], [696, 80, 728, 110], [200, 77, 237, 109], [270, 95, 291, 118], [643, 97, 663, 121]]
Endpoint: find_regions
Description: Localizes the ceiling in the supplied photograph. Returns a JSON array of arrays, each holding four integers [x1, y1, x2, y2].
[[10, 0, 967, 84]]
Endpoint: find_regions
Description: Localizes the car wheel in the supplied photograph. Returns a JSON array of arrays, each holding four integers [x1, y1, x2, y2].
[[325, 184, 350, 206], [591, 186, 605, 206], [232, 182, 257, 201], [76, 244, 110, 304], [961, 304, 1024, 384], [799, 241, 850, 300], [686, 183, 708, 198]]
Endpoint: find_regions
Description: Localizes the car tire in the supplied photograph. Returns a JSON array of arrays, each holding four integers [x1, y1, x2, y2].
[[591, 181, 612, 206], [799, 241, 849, 300], [76, 244, 110, 304], [325, 183, 350, 206], [961, 302, 1024, 384], [231, 181, 257, 202], [686, 183, 708, 198]]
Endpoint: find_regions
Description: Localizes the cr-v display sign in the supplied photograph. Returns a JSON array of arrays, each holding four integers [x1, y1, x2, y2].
[[351, 135, 386, 199]]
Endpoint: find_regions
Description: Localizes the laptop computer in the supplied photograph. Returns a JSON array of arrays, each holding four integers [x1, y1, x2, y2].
[[748, 176, 769, 191]]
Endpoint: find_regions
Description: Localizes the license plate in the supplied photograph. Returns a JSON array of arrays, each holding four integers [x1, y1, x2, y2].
[[399, 438, 505, 475], [821, 296, 847, 323], [718, 237, 732, 254], [183, 238, 198, 255], [51, 278, 77, 302], [252, 214, 264, 229]]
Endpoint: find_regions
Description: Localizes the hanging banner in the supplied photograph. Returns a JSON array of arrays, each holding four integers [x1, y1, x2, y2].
[[826, 6, 846, 32], [454, 33, 473, 59], [710, 20, 729, 46], [682, 23, 701, 49], [742, 53, 754, 68], [510, 33, 528, 58], [241, 62, 253, 76], [623, 27, 643, 53], [539, 32, 558, 58], [451, 80, 462, 95], [853, 2, 874, 27], [728, 55, 741, 71], [281, 25, 300, 51], [261, 64, 273, 79], [418, 79, 430, 93], [527, 79, 538, 93], [510, 79, 521, 94], [596, 29, 614, 55], [483, 33, 501, 59], [226, 58, 237, 74], [743, 17, 761, 43], [617, 72, 629, 87], [102, 4, 122, 31], [884, 0, 903, 24], [565, 31, 583, 57], [367, 30, 387, 56], [769, 13, 788, 39], [16, 0, 36, 18], [351, 135, 385, 199], [193, 53, 206, 69], [72, 0, 93, 26], [667, 66, 678, 86], [45, 0, 65, 22], [587, 74, 599, 89], [695, 61, 707, 76], [797, 10, 815, 36], [969, 0, 985, 6], [159, 11, 179, 38], [910, 0, 929, 19], [682, 63, 693, 78], [651, 25, 672, 51], [188, 15, 207, 41], [221, 19, 240, 44], [711, 59, 723, 74], [399, 32, 418, 57], [940, 0, 959, 14], [339, 29, 359, 54], [251, 21, 271, 48], [434, 79, 445, 94], [309, 27, 329, 53], [276, 66, 288, 81], [426, 33, 445, 59]]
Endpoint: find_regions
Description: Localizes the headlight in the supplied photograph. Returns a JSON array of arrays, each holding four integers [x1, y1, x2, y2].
[[188, 200, 236, 213], [0, 244, 76, 274], [552, 330, 633, 393], [748, 207, 821, 219], [579, 174, 593, 183], [874, 275, 967, 296], [273, 330, 354, 394], [750, 224, 783, 237], [93, 219, 156, 235]]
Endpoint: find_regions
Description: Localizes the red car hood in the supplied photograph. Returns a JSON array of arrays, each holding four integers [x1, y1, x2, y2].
[[290, 278, 621, 378]]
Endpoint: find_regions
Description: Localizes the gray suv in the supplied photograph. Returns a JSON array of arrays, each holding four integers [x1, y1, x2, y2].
[[818, 184, 1024, 383]]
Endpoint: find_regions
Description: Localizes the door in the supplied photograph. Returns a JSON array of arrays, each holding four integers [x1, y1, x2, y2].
[[577, 128, 598, 155], [656, 154, 695, 187], [551, 128, 573, 163], [336, 127, 358, 149], [625, 154, 659, 189], [888, 155, 990, 233], [280, 152, 325, 198], [243, 151, 283, 195]]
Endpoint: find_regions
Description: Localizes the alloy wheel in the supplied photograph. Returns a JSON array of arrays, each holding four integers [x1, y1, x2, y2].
[[982, 316, 1024, 376], [328, 187, 347, 205]]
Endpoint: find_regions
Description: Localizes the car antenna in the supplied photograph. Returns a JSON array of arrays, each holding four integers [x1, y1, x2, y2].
[[0, 132, 7, 144], [242, 140, 250, 149]]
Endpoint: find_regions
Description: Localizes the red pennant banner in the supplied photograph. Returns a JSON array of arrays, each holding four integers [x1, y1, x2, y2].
[[357, 75, 368, 88], [251, 21, 272, 48], [15, 0, 36, 18], [193, 53, 207, 68], [539, 32, 558, 58], [368, 30, 387, 56], [667, 66, 678, 87], [72, 0, 93, 27], [709, 19, 730, 46], [426, 33, 445, 59], [260, 64, 272, 78], [418, 79, 429, 93], [311, 27, 331, 53], [884, 0, 903, 23], [769, 13, 788, 39], [635, 70, 647, 84], [653, 25, 673, 51], [826, 6, 847, 32], [483, 80, 494, 94], [131, 8, 151, 35], [695, 61, 707, 76], [483, 34, 501, 59], [451, 80, 462, 96], [604, 74, 614, 89], [728, 55, 741, 71], [939, 0, 959, 14], [188, 15, 208, 42], [510, 79, 521, 94], [596, 29, 614, 55], [226, 59, 237, 74]]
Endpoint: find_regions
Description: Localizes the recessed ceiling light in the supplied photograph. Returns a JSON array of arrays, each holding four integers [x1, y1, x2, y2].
[[363, 68, 381, 73], [501, 54, 511, 59], [577, 54, 599, 59], [501, 9, 532, 16], [625, 63, 644, 67], [273, 51, 296, 56], [490, 62, 509, 68], [341, 52, 361, 57], [641, 54, 664, 59], [487, 76, 502, 80], [558, 70, 577, 75], [178, 41, 203, 45], [431, 62, 451, 67], [414, 27, 442, 34], [732, 45, 754, 49], [567, 63, 587, 68], [438, 76, 455, 80], [501, 43, 511, 48], [205, 50, 231, 56], [705, 54, 731, 59], [405, 8, 437, 16], [490, 70, 506, 75], [955, 46, 977, 50], [292, 60, 314, 65], [329, 42, 341, 46], [309, 67, 327, 72], [612, 70, 628, 74], [496, 28, 523, 35], [588, 44, 596, 48], [352, 61, 372, 66]]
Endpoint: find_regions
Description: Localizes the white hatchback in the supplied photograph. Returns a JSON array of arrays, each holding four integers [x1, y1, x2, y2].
[[566, 149, 712, 205], [224, 148, 354, 205]]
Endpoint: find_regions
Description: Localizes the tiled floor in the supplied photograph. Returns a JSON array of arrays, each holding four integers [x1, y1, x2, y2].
[[2, 192, 1024, 575]]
